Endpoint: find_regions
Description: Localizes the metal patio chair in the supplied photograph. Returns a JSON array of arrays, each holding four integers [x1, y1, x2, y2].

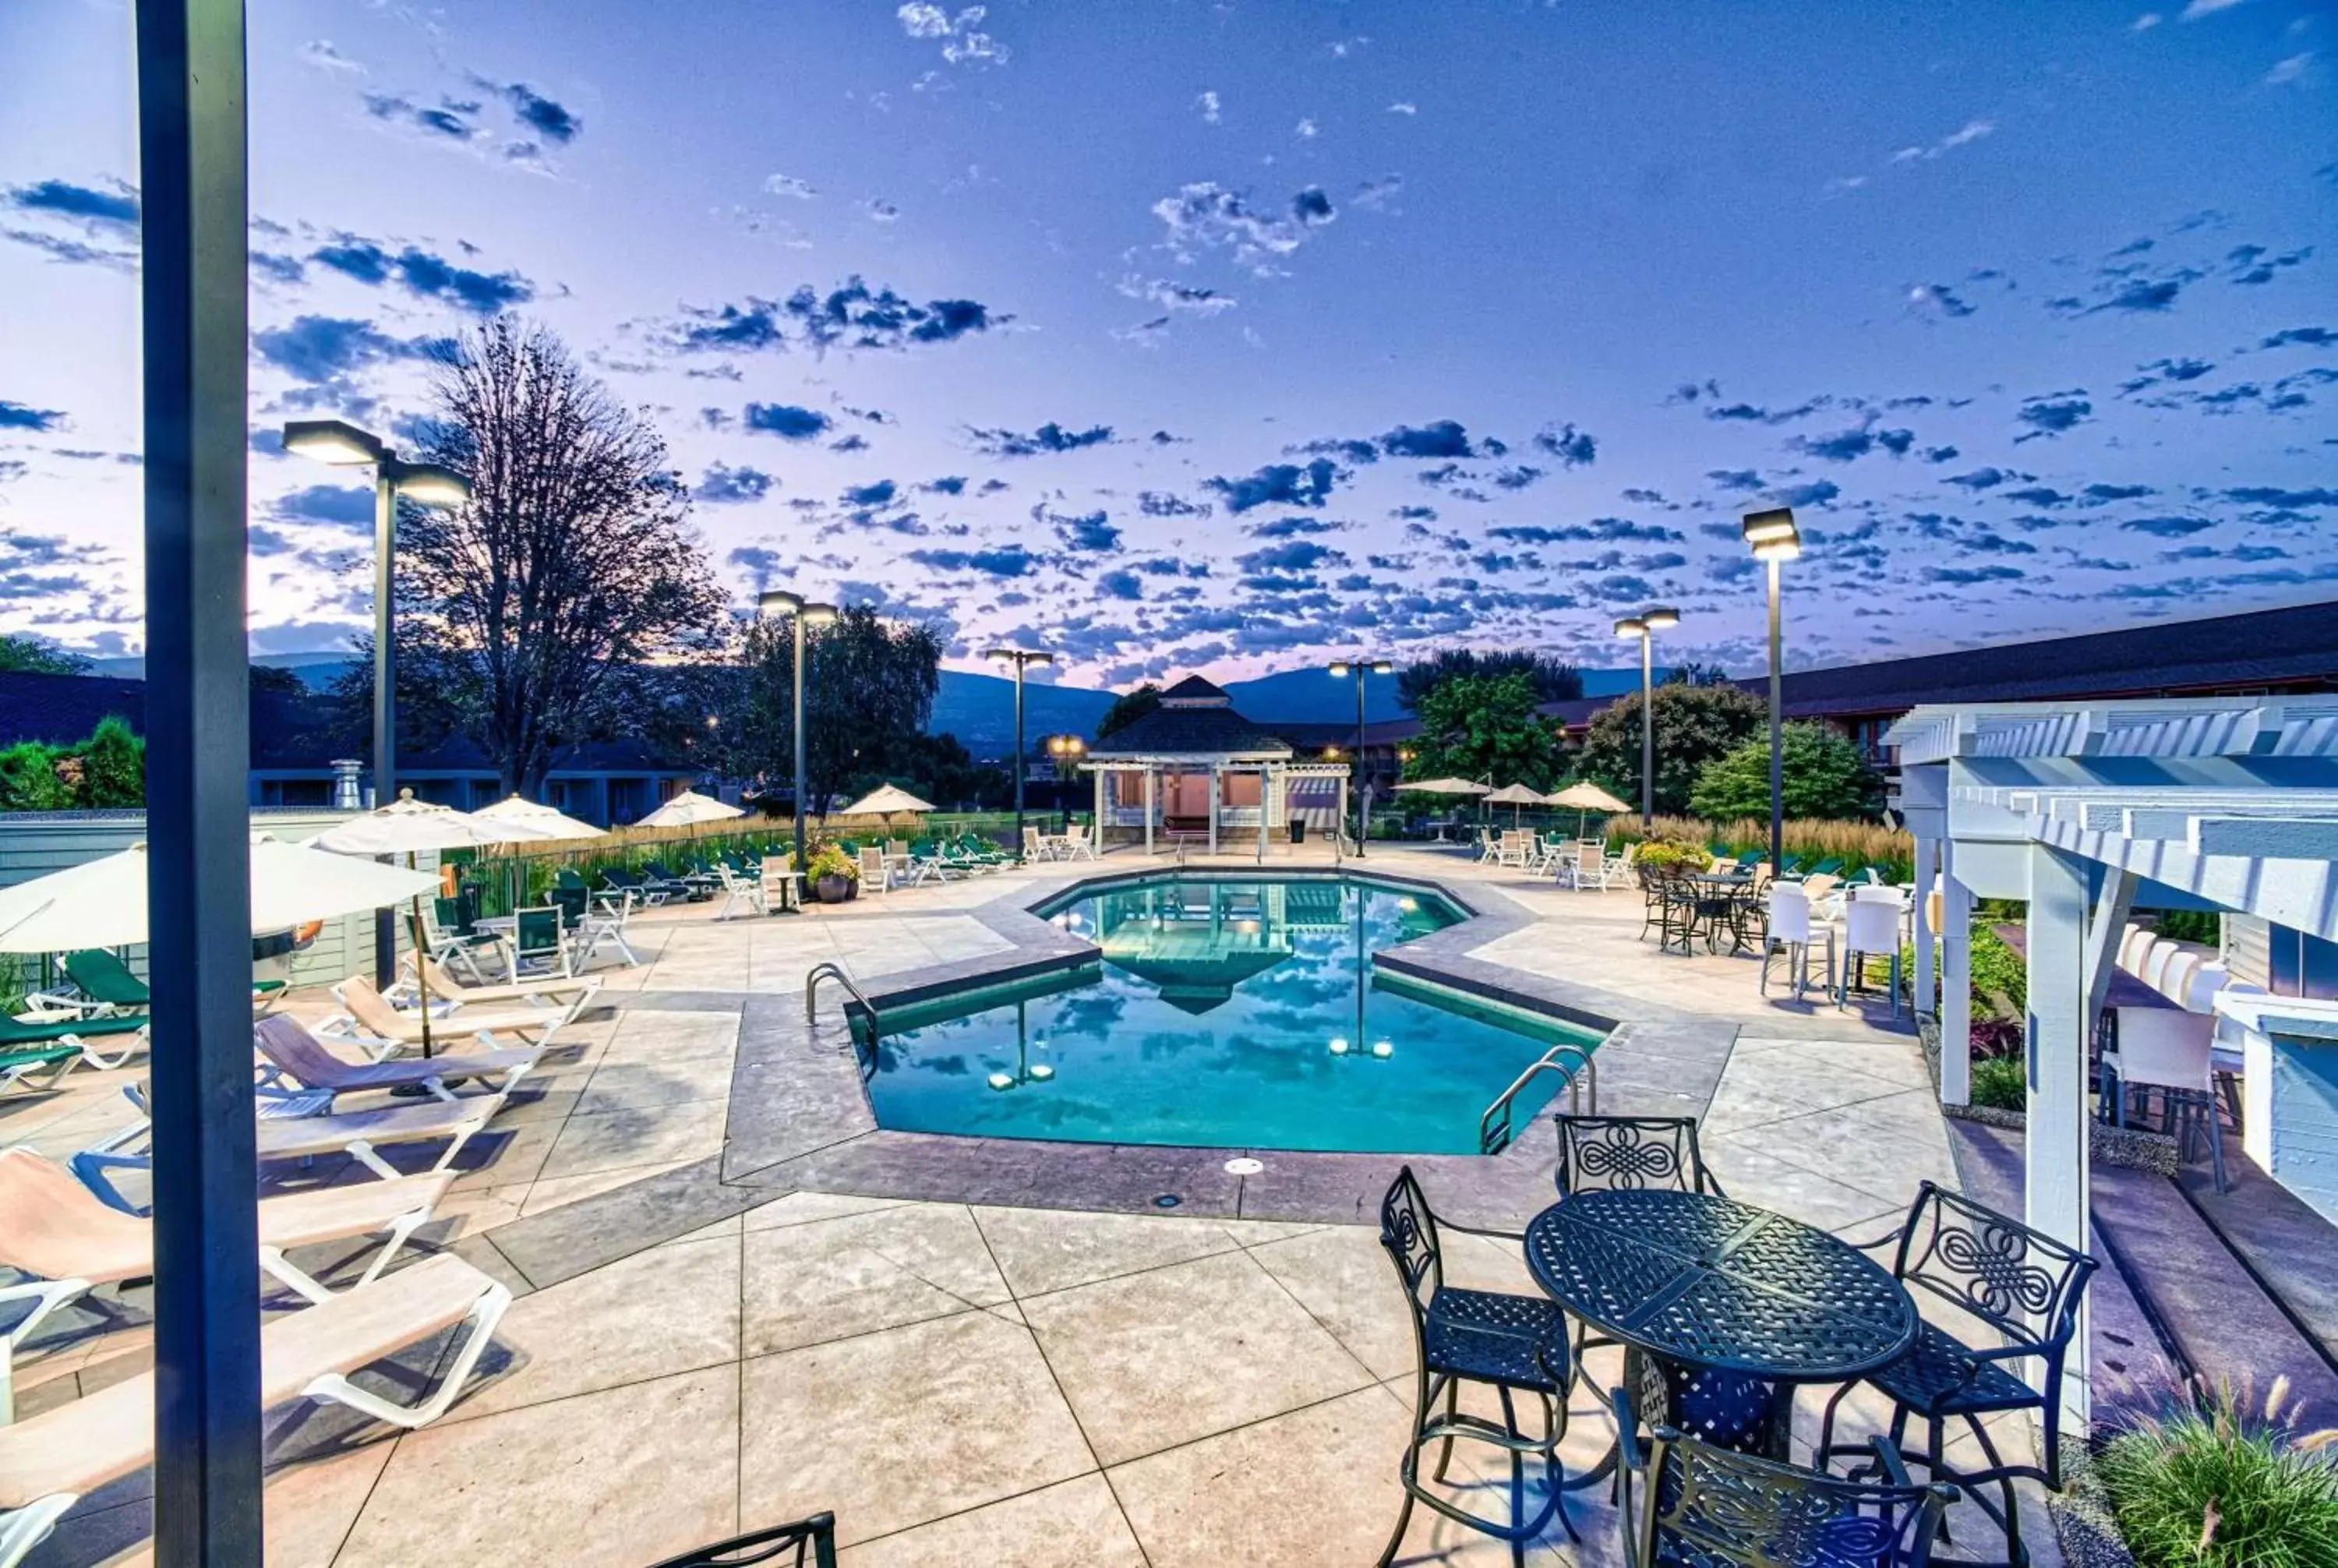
[[1817, 1181, 2097, 1566], [1376, 1166, 1576, 1566], [1616, 1411, 1955, 1568], [645, 1513, 837, 1568], [1554, 1114, 1725, 1200]]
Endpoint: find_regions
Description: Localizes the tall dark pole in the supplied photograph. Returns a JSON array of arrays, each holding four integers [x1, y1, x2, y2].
[[1351, 666, 1369, 859], [138, 2, 263, 1562], [791, 614, 808, 878], [1638, 630, 1655, 823], [370, 464, 396, 984], [1767, 556, 1785, 875], [1011, 659, 1026, 858]]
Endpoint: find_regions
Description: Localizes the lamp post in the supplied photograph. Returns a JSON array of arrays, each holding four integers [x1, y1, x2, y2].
[[758, 590, 838, 885], [1327, 656, 1392, 856], [1612, 607, 1679, 823], [986, 647, 1054, 859], [1742, 508, 1803, 875], [283, 418, 468, 984]]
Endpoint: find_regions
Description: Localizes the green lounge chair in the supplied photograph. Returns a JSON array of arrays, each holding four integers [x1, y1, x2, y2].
[[37, 948, 284, 1017], [0, 1045, 83, 1096], [0, 1012, 147, 1082]]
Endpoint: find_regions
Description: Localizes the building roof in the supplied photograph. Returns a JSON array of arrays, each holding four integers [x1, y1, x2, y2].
[[1088, 676, 1292, 758], [1159, 675, 1233, 706], [1762, 599, 2338, 719]]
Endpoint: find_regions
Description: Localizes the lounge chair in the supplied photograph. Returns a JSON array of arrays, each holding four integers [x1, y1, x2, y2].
[[600, 867, 673, 908], [0, 1252, 510, 1568], [0, 1149, 455, 1400], [30, 948, 289, 1019], [323, 974, 581, 1058], [713, 864, 766, 919], [255, 1015, 537, 1104], [0, 1046, 83, 1097], [856, 846, 899, 895], [0, 1012, 147, 1075], [407, 952, 601, 1019]]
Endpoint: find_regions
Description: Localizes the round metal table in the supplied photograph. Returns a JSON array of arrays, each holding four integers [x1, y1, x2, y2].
[[1525, 1188, 1916, 1456]]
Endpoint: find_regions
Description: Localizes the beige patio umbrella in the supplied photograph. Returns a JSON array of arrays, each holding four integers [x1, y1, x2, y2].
[[1544, 780, 1631, 839], [475, 793, 605, 841], [835, 783, 938, 839], [1394, 777, 1491, 796], [1483, 782, 1546, 827], [636, 788, 745, 830]]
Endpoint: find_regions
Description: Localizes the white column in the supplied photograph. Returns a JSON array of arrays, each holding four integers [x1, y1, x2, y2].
[[1143, 768, 1156, 854], [1093, 765, 1104, 853], [1940, 835, 1972, 1107], [1912, 835, 1938, 1015], [1208, 764, 1220, 855], [2025, 842, 2093, 1433], [1337, 775, 1348, 858]]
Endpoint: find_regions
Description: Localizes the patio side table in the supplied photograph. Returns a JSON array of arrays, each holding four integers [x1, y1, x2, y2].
[[1524, 1188, 1916, 1461]]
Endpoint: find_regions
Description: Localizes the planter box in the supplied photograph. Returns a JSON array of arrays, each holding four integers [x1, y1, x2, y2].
[[1917, 1017, 2180, 1177]]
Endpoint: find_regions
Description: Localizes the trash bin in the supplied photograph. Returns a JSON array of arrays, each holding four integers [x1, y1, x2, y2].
[[1291, 819, 1307, 844]]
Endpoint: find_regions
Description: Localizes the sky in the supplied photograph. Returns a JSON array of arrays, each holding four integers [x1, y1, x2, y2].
[[0, 0, 2332, 690]]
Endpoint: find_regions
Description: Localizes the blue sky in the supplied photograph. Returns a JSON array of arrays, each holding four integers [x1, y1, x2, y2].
[[0, 0, 2331, 687]]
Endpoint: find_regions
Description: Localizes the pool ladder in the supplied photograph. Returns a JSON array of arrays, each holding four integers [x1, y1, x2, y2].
[[806, 962, 883, 1081], [1476, 1044, 1598, 1155]]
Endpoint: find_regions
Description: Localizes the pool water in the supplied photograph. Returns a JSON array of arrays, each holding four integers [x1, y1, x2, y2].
[[857, 874, 1602, 1154]]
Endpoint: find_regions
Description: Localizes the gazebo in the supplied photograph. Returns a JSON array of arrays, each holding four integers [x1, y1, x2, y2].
[[1890, 694, 2338, 1431], [1084, 676, 1350, 854]]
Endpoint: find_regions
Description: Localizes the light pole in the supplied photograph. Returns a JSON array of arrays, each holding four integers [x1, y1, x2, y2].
[[759, 591, 838, 885], [1612, 608, 1679, 823], [283, 418, 468, 984], [986, 647, 1054, 859], [1327, 657, 1392, 856], [1743, 507, 1803, 875]]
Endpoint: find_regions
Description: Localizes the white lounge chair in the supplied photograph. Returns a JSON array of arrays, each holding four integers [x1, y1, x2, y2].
[[856, 846, 898, 895], [0, 1252, 510, 1568], [1056, 825, 1097, 861], [254, 1014, 537, 1105], [713, 864, 766, 920], [323, 974, 585, 1058], [408, 954, 602, 1019], [0, 1150, 456, 1413]]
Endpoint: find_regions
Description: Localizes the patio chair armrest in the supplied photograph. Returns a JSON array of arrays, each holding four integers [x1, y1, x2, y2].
[[1840, 1224, 1904, 1255], [1867, 1435, 1916, 1487], [1609, 1385, 1648, 1474], [1437, 1220, 1529, 1245]]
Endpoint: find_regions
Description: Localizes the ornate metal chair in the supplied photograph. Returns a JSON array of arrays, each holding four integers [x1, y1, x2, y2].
[[1554, 1115, 1726, 1200], [1616, 1406, 1955, 1568], [1376, 1167, 1577, 1566], [1817, 1181, 2098, 1566], [647, 1513, 837, 1568]]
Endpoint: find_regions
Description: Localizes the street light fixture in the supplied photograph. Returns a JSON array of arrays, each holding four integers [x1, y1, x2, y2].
[[282, 417, 470, 985], [985, 647, 1054, 859], [1327, 657, 1393, 856], [1742, 507, 1803, 875], [759, 590, 838, 889], [1612, 607, 1679, 823]]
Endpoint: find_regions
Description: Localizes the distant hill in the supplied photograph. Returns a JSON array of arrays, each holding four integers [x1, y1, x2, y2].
[[92, 652, 353, 691], [928, 671, 1117, 758]]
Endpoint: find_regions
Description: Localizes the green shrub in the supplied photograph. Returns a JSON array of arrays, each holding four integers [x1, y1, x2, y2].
[[806, 843, 858, 883], [76, 716, 144, 807], [1969, 1055, 2026, 1111], [2154, 908, 2223, 947], [0, 740, 75, 812], [2096, 1375, 2338, 1568]]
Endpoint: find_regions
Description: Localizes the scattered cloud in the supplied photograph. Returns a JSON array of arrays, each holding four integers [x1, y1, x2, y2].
[[698, 464, 775, 504], [1891, 118, 1994, 164], [300, 40, 365, 74], [1196, 90, 1221, 124], [252, 315, 447, 384], [741, 403, 832, 440], [1533, 423, 1597, 466], [1152, 182, 1338, 274], [663, 277, 1008, 355], [2014, 392, 2093, 440], [0, 401, 66, 433], [309, 238, 532, 313], [966, 422, 1112, 457], [1205, 458, 1344, 513], [1387, 101, 1418, 115], [764, 173, 818, 200], [896, 4, 1009, 67]]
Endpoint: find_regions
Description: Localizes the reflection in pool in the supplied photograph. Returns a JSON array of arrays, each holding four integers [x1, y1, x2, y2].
[[856, 874, 1602, 1154]]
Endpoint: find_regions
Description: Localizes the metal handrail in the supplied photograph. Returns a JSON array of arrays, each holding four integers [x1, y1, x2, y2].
[[1477, 1044, 1598, 1155], [804, 961, 875, 1026]]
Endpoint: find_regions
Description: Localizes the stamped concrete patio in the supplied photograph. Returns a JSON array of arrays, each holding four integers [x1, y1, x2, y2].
[[9, 843, 2055, 1567]]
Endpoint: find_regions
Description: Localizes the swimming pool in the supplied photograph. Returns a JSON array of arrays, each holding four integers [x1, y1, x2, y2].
[[856, 874, 1602, 1154]]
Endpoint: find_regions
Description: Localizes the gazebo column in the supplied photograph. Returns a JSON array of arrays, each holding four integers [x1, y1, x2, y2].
[[1939, 836, 1972, 1107], [1208, 764, 1220, 855], [1144, 768, 1156, 854], [1912, 833, 1938, 1015], [1092, 765, 1104, 853]]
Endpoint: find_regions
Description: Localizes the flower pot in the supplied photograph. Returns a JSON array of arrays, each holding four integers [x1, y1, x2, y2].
[[816, 874, 853, 903]]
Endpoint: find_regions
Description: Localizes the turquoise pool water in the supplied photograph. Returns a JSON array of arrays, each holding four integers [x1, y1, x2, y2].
[[857, 874, 1602, 1154]]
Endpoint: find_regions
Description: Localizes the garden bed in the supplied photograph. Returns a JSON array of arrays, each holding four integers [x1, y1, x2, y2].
[[1917, 1015, 2180, 1177]]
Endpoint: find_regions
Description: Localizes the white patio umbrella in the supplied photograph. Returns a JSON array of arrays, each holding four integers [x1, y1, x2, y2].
[[835, 784, 938, 818], [1543, 780, 1631, 839], [1393, 777, 1491, 796], [310, 793, 555, 1055], [0, 834, 442, 955], [474, 793, 606, 841], [636, 789, 745, 830], [1483, 782, 1546, 826]]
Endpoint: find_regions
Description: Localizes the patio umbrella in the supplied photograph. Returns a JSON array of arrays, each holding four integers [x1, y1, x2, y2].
[[474, 794, 606, 841], [1543, 780, 1631, 839], [835, 784, 938, 817], [636, 789, 745, 830], [0, 833, 441, 955], [310, 793, 555, 1055], [1483, 782, 1545, 827]]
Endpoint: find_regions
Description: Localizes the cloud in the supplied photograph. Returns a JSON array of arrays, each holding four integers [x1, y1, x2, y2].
[[1139, 490, 1209, 517], [0, 401, 65, 432], [1294, 118, 1319, 139], [2117, 514, 2215, 538], [2224, 242, 2312, 285], [487, 80, 581, 143], [2259, 327, 2334, 350], [841, 479, 898, 507], [1151, 182, 1337, 273], [1388, 101, 1418, 115], [274, 482, 375, 527], [2047, 267, 2202, 316], [1052, 510, 1121, 552], [300, 40, 365, 74], [1906, 282, 1975, 318], [1205, 458, 1344, 513], [966, 422, 1111, 457], [309, 239, 532, 314], [765, 173, 818, 200], [1489, 518, 1682, 544], [1196, 90, 1221, 124], [865, 198, 901, 223], [1098, 569, 1143, 599], [2179, 0, 2244, 17], [1235, 540, 1347, 576], [1891, 118, 1994, 164], [741, 403, 832, 440], [2222, 486, 2338, 508], [665, 277, 1008, 355], [252, 315, 447, 383], [363, 92, 485, 143], [2014, 393, 2093, 440], [1533, 423, 1596, 466], [698, 464, 775, 504], [4, 178, 139, 231], [906, 545, 1035, 577], [1923, 564, 2024, 584], [1703, 397, 1827, 425], [2119, 355, 2216, 394], [896, 3, 1009, 66], [1706, 468, 1765, 493], [921, 475, 967, 495], [1789, 418, 1916, 463], [2266, 53, 2313, 87], [1769, 479, 1841, 508]]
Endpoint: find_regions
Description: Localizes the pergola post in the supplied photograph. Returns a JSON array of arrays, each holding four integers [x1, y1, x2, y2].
[[1939, 837, 1972, 1107], [1091, 765, 1104, 853], [1207, 764, 1220, 856], [1911, 833, 1937, 1015], [1143, 768, 1155, 855], [2023, 842, 2093, 1432]]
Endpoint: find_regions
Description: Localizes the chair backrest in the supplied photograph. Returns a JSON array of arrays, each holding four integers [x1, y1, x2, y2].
[[2113, 1006, 2214, 1090], [1891, 1181, 2096, 1356], [1799, 872, 1841, 902], [1809, 858, 1844, 877], [514, 906, 564, 957], [556, 867, 588, 891], [253, 1013, 346, 1086], [1612, 841, 1637, 868], [1555, 1115, 1720, 1198], [1844, 899, 1899, 952], [1376, 1166, 1444, 1331], [431, 895, 471, 938], [887, 839, 909, 858], [63, 948, 150, 1007], [0, 1148, 150, 1280], [1022, 828, 1044, 853], [1766, 885, 1813, 944], [1638, 1429, 1952, 1568], [2181, 962, 2229, 1015], [645, 1513, 839, 1568], [337, 974, 408, 1037], [2117, 925, 2154, 973], [857, 847, 887, 881]]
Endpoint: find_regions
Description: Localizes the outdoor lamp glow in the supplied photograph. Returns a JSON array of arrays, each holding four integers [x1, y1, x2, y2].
[[281, 418, 386, 466], [1742, 507, 1801, 548], [758, 589, 802, 616], [1614, 616, 1645, 637], [1370, 659, 1393, 675], [1328, 662, 1350, 677], [800, 601, 839, 627], [1752, 538, 1802, 562], [1642, 606, 1679, 630], [984, 647, 1053, 666], [390, 462, 470, 508]]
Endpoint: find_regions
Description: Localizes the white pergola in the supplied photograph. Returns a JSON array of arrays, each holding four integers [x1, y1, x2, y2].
[[1891, 695, 2338, 1427], [1082, 753, 1351, 855]]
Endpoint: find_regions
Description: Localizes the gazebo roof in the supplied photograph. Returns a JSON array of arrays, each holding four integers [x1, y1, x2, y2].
[[1088, 683, 1293, 760]]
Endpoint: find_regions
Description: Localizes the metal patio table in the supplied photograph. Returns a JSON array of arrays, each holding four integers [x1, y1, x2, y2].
[[1524, 1188, 1917, 1464], [1687, 872, 1761, 955]]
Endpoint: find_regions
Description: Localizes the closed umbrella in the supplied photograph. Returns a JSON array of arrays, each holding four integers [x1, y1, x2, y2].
[[1543, 780, 1631, 839], [1483, 782, 1545, 827], [0, 834, 441, 955]]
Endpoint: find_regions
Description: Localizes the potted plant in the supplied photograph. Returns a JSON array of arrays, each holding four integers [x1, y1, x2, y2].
[[807, 843, 859, 903]]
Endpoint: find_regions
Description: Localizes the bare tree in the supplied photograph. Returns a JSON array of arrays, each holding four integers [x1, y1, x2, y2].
[[394, 319, 726, 796]]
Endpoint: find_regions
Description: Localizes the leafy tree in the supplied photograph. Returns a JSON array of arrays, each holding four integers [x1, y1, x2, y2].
[[1096, 683, 1161, 740], [1662, 661, 1735, 687], [724, 603, 945, 814], [1404, 672, 1563, 789], [247, 662, 309, 698], [1689, 722, 1884, 821], [0, 717, 144, 811], [1578, 682, 1765, 816], [0, 743, 74, 811], [76, 716, 145, 807], [1398, 649, 1583, 711], [387, 317, 727, 796], [0, 635, 90, 676]]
